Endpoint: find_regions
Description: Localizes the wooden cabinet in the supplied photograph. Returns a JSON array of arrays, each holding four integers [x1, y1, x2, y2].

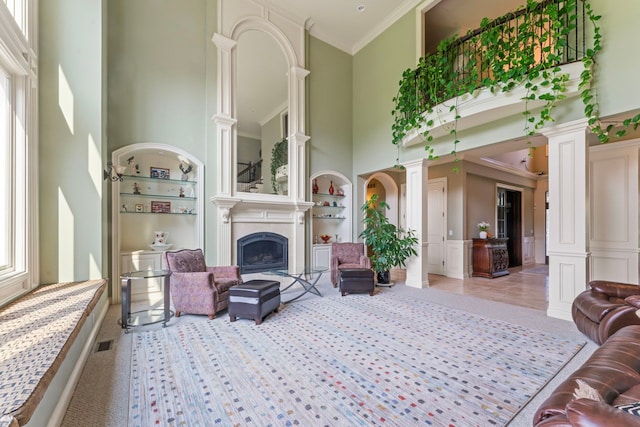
[[472, 238, 509, 278]]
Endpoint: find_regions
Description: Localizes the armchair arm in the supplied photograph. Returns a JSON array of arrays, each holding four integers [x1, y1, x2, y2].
[[359, 255, 371, 269], [207, 265, 240, 280], [170, 271, 214, 290], [590, 280, 640, 299], [566, 399, 640, 426]]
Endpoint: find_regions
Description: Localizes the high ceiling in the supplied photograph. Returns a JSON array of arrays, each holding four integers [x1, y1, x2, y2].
[[260, 0, 522, 55], [259, 0, 423, 54]]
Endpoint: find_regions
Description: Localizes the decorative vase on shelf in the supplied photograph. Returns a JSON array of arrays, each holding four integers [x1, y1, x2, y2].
[[312, 178, 319, 194], [328, 181, 334, 195], [479, 231, 488, 239]]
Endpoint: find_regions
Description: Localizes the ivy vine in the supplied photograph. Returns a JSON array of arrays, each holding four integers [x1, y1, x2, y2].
[[270, 137, 288, 193], [391, 0, 640, 165]]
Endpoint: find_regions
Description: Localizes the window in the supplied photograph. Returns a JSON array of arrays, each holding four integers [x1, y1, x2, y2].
[[0, 0, 37, 303]]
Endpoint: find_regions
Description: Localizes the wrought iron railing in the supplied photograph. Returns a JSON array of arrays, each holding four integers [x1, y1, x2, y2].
[[237, 160, 263, 192], [414, 0, 586, 114]]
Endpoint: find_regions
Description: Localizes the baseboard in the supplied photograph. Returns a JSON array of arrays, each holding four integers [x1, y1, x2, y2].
[[46, 291, 109, 427]]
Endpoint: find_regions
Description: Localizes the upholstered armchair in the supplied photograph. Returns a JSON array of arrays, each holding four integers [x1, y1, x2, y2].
[[330, 242, 371, 288], [164, 249, 242, 319], [572, 280, 640, 344]]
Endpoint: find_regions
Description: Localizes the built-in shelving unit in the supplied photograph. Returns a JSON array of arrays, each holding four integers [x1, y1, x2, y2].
[[110, 143, 204, 304], [310, 172, 352, 270]]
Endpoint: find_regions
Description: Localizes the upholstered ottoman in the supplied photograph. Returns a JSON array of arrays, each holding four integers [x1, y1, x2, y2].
[[229, 280, 281, 325], [339, 268, 375, 296]]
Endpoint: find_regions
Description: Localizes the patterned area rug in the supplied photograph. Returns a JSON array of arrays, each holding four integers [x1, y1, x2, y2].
[[129, 292, 583, 426]]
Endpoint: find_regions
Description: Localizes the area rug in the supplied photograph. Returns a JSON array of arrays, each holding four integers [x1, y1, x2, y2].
[[128, 292, 584, 426]]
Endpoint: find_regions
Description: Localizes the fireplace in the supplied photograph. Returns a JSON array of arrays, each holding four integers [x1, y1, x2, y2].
[[237, 232, 288, 274]]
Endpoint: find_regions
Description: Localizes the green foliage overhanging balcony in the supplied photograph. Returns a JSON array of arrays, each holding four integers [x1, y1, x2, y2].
[[391, 0, 628, 164]]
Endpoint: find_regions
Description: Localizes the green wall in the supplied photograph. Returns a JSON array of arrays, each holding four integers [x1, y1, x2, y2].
[[107, 0, 209, 158], [352, 11, 417, 177], [308, 37, 353, 178], [39, 0, 106, 284]]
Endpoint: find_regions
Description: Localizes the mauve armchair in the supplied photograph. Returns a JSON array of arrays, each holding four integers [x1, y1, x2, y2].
[[330, 242, 371, 287], [164, 248, 242, 319]]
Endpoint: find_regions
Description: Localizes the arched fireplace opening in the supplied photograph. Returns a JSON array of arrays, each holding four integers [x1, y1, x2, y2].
[[237, 232, 288, 274]]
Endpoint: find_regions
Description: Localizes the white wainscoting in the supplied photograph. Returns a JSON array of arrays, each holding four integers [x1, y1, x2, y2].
[[589, 141, 640, 284], [523, 236, 536, 265], [445, 240, 472, 279]]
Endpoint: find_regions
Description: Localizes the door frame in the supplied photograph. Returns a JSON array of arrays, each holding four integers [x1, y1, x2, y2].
[[496, 183, 524, 267]]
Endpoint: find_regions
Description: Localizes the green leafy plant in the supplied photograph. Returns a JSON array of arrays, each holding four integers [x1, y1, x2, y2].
[[391, 0, 637, 165], [359, 194, 418, 280], [270, 137, 288, 193]]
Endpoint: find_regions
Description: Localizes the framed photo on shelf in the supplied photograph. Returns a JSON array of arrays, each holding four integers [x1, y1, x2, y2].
[[150, 201, 171, 213], [150, 166, 170, 180], [134, 204, 144, 213]]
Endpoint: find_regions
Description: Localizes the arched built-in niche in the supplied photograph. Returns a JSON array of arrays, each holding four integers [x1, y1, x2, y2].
[[110, 143, 204, 303]]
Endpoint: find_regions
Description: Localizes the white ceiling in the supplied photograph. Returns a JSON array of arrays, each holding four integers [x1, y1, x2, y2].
[[260, 0, 425, 55]]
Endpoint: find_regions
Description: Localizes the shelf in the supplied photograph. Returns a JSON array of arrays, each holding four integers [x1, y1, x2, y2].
[[121, 174, 197, 185], [312, 192, 345, 198], [120, 193, 196, 201], [312, 216, 346, 220], [120, 211, 197, 215], [313, 205, 345, 209]]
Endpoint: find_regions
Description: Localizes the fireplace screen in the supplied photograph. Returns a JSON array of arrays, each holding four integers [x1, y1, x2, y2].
[[237, 232, 288, 274]]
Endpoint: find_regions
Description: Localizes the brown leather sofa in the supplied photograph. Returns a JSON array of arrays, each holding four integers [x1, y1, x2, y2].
[[533, 325, 640, 426], [571, 280, 640, 345]]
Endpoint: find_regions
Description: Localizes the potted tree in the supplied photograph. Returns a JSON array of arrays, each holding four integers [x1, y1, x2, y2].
[[359, 194, 419, 284]]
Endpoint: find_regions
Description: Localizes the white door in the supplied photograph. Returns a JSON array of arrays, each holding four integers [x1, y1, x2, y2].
[[427, 179, 446, 275]]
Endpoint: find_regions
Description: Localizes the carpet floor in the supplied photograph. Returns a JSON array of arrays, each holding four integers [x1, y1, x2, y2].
[[128, 288, 584, 426]]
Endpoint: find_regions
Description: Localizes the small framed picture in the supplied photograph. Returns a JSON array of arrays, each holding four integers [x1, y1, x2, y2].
[[151, 201, 171, 213], [134, 204, 144, 213], [150, 167, 170, 180]]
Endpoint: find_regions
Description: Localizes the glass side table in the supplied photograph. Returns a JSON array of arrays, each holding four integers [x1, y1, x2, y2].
[[120, 269, 173, 332]]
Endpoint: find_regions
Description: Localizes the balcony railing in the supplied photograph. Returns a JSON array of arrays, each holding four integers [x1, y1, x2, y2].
[[408, 0, 586, 120]]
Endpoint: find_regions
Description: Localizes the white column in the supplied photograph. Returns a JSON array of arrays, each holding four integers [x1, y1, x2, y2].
[[289, 66, 310, 203], [402, 159, 430, 288], [212, 33, 237, 197], [210, 197, 239, 266], [542, 119, 590, 321]]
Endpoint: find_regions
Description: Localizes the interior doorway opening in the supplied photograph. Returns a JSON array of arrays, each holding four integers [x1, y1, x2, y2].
[[497, 186, 523, 267]]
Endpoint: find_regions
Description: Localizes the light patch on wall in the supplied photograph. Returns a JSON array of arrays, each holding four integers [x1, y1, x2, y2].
[[89, 252, 101, 280], [88, 133, 101, 196], [58, 188, 74, 282], [58, 65, 74, 135]]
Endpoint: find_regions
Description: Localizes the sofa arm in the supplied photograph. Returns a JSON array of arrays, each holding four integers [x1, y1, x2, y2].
[[573, 290, 623, 323], [566, 398, 640, 426], [625, 295, 640, 308], [590, 280, 640, 299]]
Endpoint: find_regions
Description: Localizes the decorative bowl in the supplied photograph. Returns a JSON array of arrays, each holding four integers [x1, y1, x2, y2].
[[149, 243, 173, 251], [319, 234, 331, 244]]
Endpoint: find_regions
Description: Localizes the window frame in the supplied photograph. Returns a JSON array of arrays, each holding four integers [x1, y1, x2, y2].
[[0, 0, 37, 305]]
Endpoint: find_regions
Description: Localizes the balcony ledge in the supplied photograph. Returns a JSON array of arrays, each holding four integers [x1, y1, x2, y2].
[[402, 61, 586, 148]]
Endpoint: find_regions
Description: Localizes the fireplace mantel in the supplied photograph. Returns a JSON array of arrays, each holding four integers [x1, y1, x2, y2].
[[211, 196, 314, 272]]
